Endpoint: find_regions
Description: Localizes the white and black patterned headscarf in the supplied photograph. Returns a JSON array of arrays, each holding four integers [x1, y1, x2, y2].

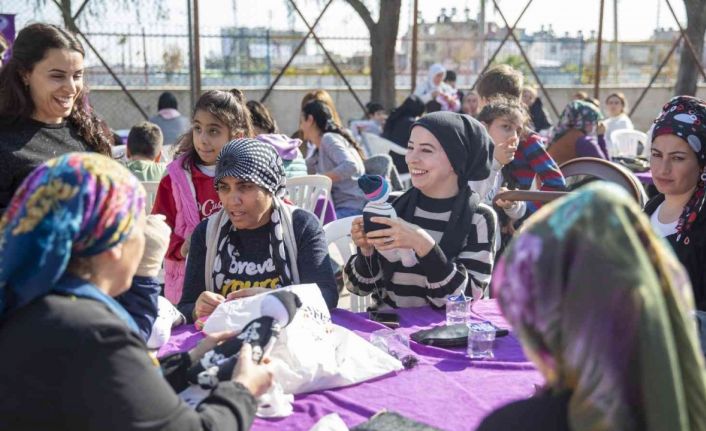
[[215, 138, 287, 198], [214, 139, 294, 286]]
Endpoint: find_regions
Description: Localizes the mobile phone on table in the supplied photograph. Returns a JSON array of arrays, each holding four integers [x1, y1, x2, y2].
[[368, 310, 400, 328], [363, 213, 391, 234]]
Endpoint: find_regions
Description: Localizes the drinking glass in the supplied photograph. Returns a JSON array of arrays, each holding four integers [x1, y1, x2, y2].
[[467, 321, 496, 359], [445, 294, 472, 326]]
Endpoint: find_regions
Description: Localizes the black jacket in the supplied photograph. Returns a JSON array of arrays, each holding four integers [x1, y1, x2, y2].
[[529, 98, 552, 132], [476, 390, 570, 431], [0, 118, 88, 214], [645, 194, 706, 311], [0, 293, 256, 430]]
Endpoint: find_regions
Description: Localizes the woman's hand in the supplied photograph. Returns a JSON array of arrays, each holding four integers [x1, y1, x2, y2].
[[233, 343, 274, 398], [226, 288, 270, 301], [188, 330, 237, 364], [194, 291, 226, 319], [350, 217, 374, 257], [366, 217, 435, 257]]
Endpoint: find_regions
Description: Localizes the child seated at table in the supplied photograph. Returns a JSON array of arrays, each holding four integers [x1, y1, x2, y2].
[[345, 111, 497, 309]]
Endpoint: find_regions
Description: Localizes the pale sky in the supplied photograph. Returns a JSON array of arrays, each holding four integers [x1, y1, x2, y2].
[[11, 0, 688, 41]]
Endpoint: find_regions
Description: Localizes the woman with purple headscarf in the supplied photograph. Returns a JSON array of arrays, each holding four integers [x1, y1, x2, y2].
[[480, 183, 706, 431]]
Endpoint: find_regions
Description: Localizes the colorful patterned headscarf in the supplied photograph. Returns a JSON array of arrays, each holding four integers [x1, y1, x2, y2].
[[552, 100, 604, 143], [652, 95, 706, 243], [493, 182, 706, 431], [0, 153, 145, 319]]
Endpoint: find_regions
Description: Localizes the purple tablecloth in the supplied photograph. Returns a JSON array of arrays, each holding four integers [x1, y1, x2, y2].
[[159, 300, 542, 431], [634, 170, 653, 185]]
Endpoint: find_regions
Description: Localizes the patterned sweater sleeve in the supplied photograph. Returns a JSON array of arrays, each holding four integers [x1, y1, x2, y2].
[[344, 250, 384, 297], [523, 134, 567, 214]]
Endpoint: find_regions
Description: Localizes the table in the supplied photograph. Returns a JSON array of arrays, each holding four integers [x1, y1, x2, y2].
[[160, 300, 542, 431]]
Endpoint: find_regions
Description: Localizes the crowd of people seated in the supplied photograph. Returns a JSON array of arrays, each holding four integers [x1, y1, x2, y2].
[[1, 21, 705, 431]]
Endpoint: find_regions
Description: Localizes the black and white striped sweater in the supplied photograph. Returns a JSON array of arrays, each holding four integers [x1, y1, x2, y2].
[[344, 194, 497, 309]]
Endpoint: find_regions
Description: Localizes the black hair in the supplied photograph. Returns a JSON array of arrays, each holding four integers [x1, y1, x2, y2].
[[383, 95, 426, 137], [175, 88, 254, 168], [302, 100, 365, 159], [0, 23, 111, 155], [477, 97, 528, 128], [246, 99, 278, 134], [444, 70, 457, 82], [365, 101, 385, 116], [158, 91, 178, 110]]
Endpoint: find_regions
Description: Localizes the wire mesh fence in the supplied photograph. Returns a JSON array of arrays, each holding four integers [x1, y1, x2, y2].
[[0, 0, 702, 129]]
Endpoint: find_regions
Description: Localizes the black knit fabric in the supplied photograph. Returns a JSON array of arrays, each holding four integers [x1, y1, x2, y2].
[[0, 118, 88, 213]]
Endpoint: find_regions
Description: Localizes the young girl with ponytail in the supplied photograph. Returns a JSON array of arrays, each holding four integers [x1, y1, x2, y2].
[[300, 100, 367, 217], [152, 89, 253, 304]]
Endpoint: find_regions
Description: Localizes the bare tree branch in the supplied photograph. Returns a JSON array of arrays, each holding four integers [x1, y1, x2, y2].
[[72, 0, 91, 20], [343, 0, 376, 33]]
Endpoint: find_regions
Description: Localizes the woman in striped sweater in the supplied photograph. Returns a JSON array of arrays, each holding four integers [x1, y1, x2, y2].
[[344, 112, 497, 309]]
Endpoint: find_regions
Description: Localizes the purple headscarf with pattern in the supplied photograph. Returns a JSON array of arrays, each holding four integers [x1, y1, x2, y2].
[[493, 182, 706, 431]]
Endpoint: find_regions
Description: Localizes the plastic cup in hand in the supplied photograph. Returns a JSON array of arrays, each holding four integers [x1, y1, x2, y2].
[[467, 321, 496, 359], [445, 295, 472, 326]]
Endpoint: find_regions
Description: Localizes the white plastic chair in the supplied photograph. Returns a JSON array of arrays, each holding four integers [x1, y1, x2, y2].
[[141, 181, 160, 214], [361, 132, 408, 157], [361, 133, 411, 187], [323, 216, 372, 313], [285, 175, 332, 225], [610, 129, 649, 157]]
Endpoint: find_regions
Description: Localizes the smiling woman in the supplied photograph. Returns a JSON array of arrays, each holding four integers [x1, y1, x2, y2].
[[0, 23, 112, 214], [345, 112, 498, 309]]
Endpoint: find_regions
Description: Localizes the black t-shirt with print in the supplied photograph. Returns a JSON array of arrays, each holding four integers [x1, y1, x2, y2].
[[212, 222, 281, 296]]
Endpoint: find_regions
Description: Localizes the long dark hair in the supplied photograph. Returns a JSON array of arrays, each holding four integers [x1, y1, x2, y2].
[[175, 88, 254, 168], [302, 100, 365, 159], [246, 100, 278, 134], [383, 95, 426, 137], [0, 23, 111, 155]]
